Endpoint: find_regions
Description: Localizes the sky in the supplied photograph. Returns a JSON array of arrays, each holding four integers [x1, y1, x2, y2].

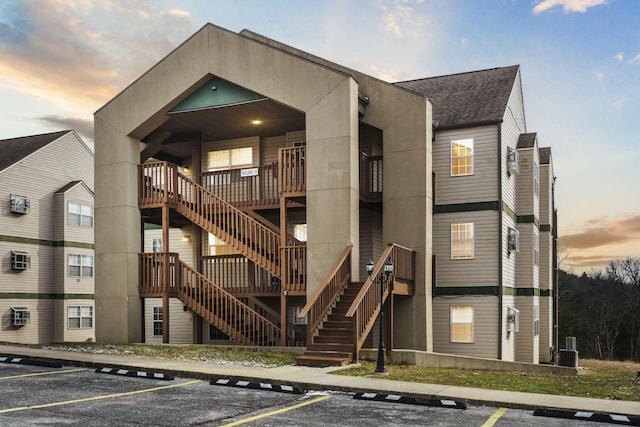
[[0, 0, 639, 274]]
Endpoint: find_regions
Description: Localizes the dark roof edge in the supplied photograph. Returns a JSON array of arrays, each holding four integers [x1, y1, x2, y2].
[[395, 65, 520, 85], [435, 119, 503, 131]]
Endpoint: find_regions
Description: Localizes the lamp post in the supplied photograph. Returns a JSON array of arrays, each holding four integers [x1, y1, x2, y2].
[[366, 257, 393, 374]]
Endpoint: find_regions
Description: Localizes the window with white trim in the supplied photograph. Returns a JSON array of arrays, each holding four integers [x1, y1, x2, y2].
[[534, 304, 540, 336], [450, 305, 474, 343], [152, 238, 162, 253], [533, 229, 539, 266], [68, 306, 93, 328], [207, 147, 253, 171], [68, 202, 93, 227], [534, 161, 539, 197], [153, 306, 163, 336], [293, 224, 307, 242], [451, 223, 474, 259], [68, 254, 94, 277], [451, 139, 474, 176]]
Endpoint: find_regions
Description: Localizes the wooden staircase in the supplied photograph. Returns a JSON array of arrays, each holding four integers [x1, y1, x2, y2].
[[295, 282, 363, 366]]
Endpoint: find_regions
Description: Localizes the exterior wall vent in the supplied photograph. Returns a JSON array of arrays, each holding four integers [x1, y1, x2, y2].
[[10, 194, 30, 214], [507, 228, 520, 253], [11, 307, 30, 326], [507, 148, 519, 176], [507, 306, 520, 332], [11, 250, 30, 270]]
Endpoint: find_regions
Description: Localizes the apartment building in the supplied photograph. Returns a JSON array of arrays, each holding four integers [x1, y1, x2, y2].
[[0, 130, 95, 344], [94, 23, 557, 365]]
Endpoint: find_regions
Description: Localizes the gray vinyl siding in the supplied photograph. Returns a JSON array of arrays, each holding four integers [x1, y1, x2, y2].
[[143, 227, 195, 267], [539, 232, 553, 291], [201, 136, 260, 171], [1, 243, 55, 294], [359, 208, 383, 279], [516, 147, 540, 219], [0, 298, 56, 344], [57, 184, 94, 244], [261, 135, 286, 165], [501, 294, 517, 361], [502, 212, 518, 287], [516, 295, 539, 363], [433, 126, 499, 205], [539, 164, 553, 225], [515, 223, 539, 289], [144, 298, 194, 344], [432, 296, 499, 359], [286, 130, 306, 147], [500, 79, 526, 213], [538, 295, 553, 362], [433, 211, 499, 287]]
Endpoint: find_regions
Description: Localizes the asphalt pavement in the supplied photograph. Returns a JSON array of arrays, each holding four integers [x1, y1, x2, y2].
[[1, 343, 638, 418]]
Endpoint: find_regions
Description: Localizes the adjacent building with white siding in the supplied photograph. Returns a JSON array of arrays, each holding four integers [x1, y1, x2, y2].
[[0, 130, 95, 344]]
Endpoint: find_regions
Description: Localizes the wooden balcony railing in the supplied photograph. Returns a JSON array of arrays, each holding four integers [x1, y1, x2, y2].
[[139, 252, 179, 297], [202, 164, 279, 208], [297, 245, 352, 339], [345, 243, 415, 361], [279, 146, 305, 196], [139, 162, 281, 277], [281, 245, 306, 294], [360, 152, 383, 203], [201, 255, 279, 295]]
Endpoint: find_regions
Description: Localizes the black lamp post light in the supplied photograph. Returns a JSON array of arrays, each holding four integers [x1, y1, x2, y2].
[[366, 257, 394, 374]]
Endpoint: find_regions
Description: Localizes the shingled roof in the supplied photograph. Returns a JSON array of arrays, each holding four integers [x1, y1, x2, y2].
[[517, 132, 537, 149], [394, 65, 520, 129], [539, 147, 552, 165], [0, 130, 70, 172]]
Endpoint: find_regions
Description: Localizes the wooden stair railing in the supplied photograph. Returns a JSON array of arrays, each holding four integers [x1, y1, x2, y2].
[[139, 162, 284, 278], [175, 256, 281, 346], [242, 296, 306, 346], [345, 243, 416, 361]]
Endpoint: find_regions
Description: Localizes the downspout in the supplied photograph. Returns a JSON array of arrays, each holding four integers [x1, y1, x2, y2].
[[497, 123, 503, 360]]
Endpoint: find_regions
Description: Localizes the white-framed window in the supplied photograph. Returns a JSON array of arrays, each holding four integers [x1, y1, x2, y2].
[[533, 229, 539, 266], [533, 161, 539, 197], [152, 238, 162, 253], [68, 254, 94, 277], [68, 306, 93, 329], [293, 224, 307, 242], [292, 305, 307, 325], [68, 202, 93, 227], [207, 147, 253, 171], [534, 304, 540, 336], [451, 139, 474, 176], [450, 305, 474, 343], [451, 223, 474, 259], [152, 306, 163, 336]]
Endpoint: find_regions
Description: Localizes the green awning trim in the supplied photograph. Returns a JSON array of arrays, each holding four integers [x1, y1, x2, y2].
[[0, 235, 94, 249], [169, 76, 266, 113]]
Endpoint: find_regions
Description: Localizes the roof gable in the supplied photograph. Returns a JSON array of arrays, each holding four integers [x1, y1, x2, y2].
[[517, 132, 537, 149], [55, 180, 94, 197], [539, 147, 552, 165], [394, 65, 520, 129], [0, 130, 70, 172]]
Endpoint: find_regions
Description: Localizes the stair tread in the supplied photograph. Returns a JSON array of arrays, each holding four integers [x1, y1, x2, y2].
[[295, 354, 350, 367]]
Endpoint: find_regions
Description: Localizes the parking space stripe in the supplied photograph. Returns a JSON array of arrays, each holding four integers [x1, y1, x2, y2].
[[0, 368, 88, 380], [482, 407, 507, 427], [219, 395, 332, 427], [0, 379, 201, 414]]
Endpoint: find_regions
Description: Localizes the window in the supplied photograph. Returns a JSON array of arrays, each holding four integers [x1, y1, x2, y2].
[[68, 254, 94, 277], [293, 224, 307, 242], [68, 202, 93, 227], [292, 306, 307, 325], [68, 306, 93, 328], [534, 304, 540, 336], [533, 230, 539, 266], [207, 147, 253, 171], [451, 139, 474, 176], [533, 161, 539, 197], [11, 250, 30, 270], [451, 223, 474, 259], [153, 306, 163, 336], [450, 305, 474, 343], [152, 238, 162, 253], [208, 233, 239, 256]]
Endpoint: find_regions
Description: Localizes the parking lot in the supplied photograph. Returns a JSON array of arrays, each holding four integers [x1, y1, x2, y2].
[[0, 359, 632, 426]]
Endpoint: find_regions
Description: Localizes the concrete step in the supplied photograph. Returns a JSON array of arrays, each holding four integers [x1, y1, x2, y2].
[[294, 354, 350, 367]]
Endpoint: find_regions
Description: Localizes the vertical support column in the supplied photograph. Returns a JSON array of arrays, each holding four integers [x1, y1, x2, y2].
[[162, 205, 170, 344], [280, 194, 288, 346]]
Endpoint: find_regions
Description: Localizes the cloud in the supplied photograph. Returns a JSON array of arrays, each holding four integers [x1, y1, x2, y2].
[[595, 72, 604, 81], [38, 115, 94, 141], [614, 52, 624, 62], [532, 0, 607, 14], [560, 213, 640, 250], [382, 0, 427, 38], [631, 54, 640, 64], [0, 0, 196, 117]]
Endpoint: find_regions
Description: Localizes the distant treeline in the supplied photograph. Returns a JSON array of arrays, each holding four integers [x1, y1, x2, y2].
[[559, 257, 640, 361]]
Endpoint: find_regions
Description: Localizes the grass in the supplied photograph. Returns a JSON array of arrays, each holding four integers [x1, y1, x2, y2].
[[8, 342, 639, 401], [333, 358, 640, 402]]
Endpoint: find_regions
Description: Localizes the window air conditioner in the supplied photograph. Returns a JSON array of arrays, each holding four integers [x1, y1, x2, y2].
[[11, 250, 30, 270], [10, 194, 30, 214], [507, 306, 519, 332], [11, 307, 30, 326], [507, 148, 519, 176], [507, 228, 520, 253]]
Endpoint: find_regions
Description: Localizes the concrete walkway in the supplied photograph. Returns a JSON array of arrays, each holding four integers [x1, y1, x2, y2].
[[1, 344, 638, 417]]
